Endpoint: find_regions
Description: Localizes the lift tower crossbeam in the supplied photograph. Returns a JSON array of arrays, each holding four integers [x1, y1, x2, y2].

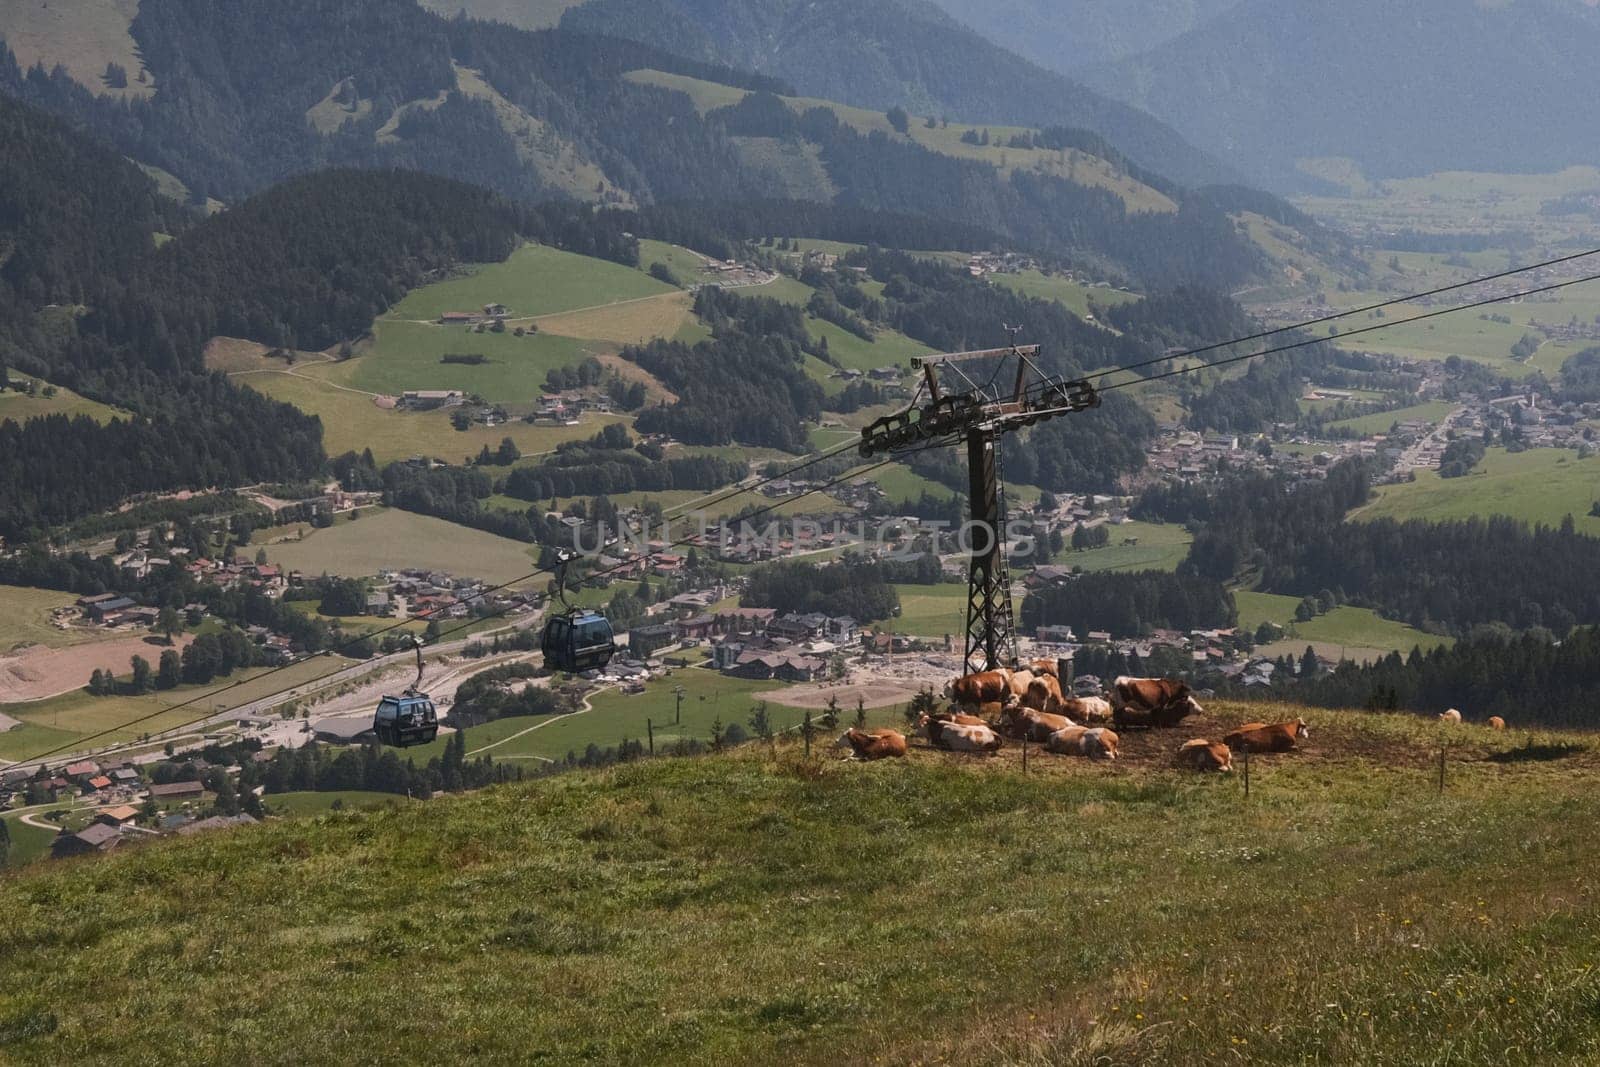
[[857, 338, 1099, 674]]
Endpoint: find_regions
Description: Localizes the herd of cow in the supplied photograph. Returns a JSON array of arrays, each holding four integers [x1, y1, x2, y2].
[[835, 662, 1313, 772]]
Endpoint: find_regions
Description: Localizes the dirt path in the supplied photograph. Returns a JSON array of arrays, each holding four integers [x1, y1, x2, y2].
[[466, 682, 617, 759]]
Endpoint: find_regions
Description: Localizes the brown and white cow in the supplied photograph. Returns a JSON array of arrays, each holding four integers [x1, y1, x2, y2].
[[1020, 674, 1065, 713], [1439, 708, 1462, 724], [834, 728, 908, 761], [919, 715, 1003, 753], [1004, 706, 1077, 743], [947, 670, 1014, 707], [1045, 725, 1119, 760], [1487, 715, 1506, 730], [1223, 718, 1308, 753], [1006, 669, 1039, 702], [1176, 739, 1233, 773], [1059, 696, 1113, 723], [1110, 676, 1203, 728], [933, 708, 989, 728], [1028, 658, 1060, 679]]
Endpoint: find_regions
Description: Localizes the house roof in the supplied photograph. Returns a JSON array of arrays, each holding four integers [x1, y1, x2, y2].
[[73, 822, 122, 848], [147, 780, 205, 798], [87, 775, 112, 789], [99, 805, 139, 822]]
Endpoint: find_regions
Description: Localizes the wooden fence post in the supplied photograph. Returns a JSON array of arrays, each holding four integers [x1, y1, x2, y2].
[[647, 717, 654, 757], [803, 710, 812, 759]]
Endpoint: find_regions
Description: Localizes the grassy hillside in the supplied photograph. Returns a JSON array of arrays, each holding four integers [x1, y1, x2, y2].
[[5, 702, 1600, 1062], [627, 69, 1178, 215], [1352, 448, 1600, 537], [0, 381, 120, 425], [263, 508, 536, 583]]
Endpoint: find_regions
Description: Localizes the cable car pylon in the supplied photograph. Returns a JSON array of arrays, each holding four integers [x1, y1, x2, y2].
[[858, 335, 1099, 674]]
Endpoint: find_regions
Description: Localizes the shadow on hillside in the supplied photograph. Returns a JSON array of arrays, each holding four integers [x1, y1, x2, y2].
[[1485, 741, 1588, 764]]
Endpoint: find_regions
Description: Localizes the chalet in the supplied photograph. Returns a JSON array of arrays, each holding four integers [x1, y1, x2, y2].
[[1085, 631, 1113, 644], [84, 775, 113, 792], [1036, 624, 1076, 644], [176, 813, 259, 836], [627, 624, 677, 659], [95, 805, 140, 827], [400, 390, 466, 411], [868, 366, 901, 382], [147, 780, 205, 801], [63, 761, 102, 782], [85, 596, 136, 623], [769, 613, 827, 642], [110, 768, 141, 785], [52, 822, 122, 858], [675, 614, 717, 640], [650, 554, 686, 577], [439, 312, 475, 324], [76, 592, 121, 610]]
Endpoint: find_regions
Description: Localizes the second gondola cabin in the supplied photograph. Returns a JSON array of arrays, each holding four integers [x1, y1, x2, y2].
[[542, 610, 616, 674], [372, 694, 438, 748]]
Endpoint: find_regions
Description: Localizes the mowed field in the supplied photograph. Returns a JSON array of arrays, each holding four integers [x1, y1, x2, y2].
[[235, 368, 628, 464], [1060, 520, 1193, 573], [0, 382, 120, 425], [340, 320, 596, 403], [991, 270, 1141, 320], [0, 587, 92, 653], [1328, 399, 1457, 436], [264, 508, 537, 583], [10, 704, 1600, 1062], [387, 243, 676, 322], [1352, 448, 1600, 536]]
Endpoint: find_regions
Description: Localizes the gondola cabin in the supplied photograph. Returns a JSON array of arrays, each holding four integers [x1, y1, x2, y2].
[[372, 694, 438, 748], [542, 610, 616, 674]]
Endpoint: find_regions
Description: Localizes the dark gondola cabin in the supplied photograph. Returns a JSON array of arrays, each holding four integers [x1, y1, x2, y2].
[[373, 694, 438, 748], [542, 610, 616, 674]]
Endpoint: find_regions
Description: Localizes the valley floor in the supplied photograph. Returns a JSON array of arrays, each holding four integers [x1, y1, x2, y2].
[[3, 701, 1599, 1063]]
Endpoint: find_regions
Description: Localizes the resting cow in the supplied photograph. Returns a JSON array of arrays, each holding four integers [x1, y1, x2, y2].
[[1487, 715, 1506, 730], [1110, 676, 1203, 728], [1004, 706, 1076, 743], [1439, 708, 1462, 724], [1176, 739, 1233, 773], [948, 670, 1014, 706], [919, 715, 1003, 753], [933, 708, 989, 727], [1223, 718, 1308, 753], [1060, 696, 1113, 723], [834, 728, 907, 761], [1044, 725, 1119, 760]]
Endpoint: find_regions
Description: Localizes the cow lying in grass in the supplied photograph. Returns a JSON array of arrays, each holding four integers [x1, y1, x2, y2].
[[1060, 696, 1113, 723], [1110, 676, 1203, 728], [1439, 708, 1462, 724], [1044, 725, 1119, 760], [1487, 715, 1506, 730], [1176, 739, 1233, 772], [1001, 705, 1077, 743], [1223, 718, 1308, 753], [834, 728, 907, 761], [918, 714, 1003, 753]]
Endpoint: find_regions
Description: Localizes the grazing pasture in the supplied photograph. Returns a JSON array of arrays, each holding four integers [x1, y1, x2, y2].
[[264, 508, 537, 583], [1351, 447, 1600, 536]]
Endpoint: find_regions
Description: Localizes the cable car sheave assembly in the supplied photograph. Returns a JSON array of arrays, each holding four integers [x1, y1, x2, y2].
[[859, 339, 1099, 675]]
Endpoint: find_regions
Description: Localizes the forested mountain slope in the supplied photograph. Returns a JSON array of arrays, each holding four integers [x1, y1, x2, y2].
[[1077, 0, 1600, 186], [556, 0, 1237, 187], [925, 0, 1241, 70], [0, 0, 1323, 289]]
